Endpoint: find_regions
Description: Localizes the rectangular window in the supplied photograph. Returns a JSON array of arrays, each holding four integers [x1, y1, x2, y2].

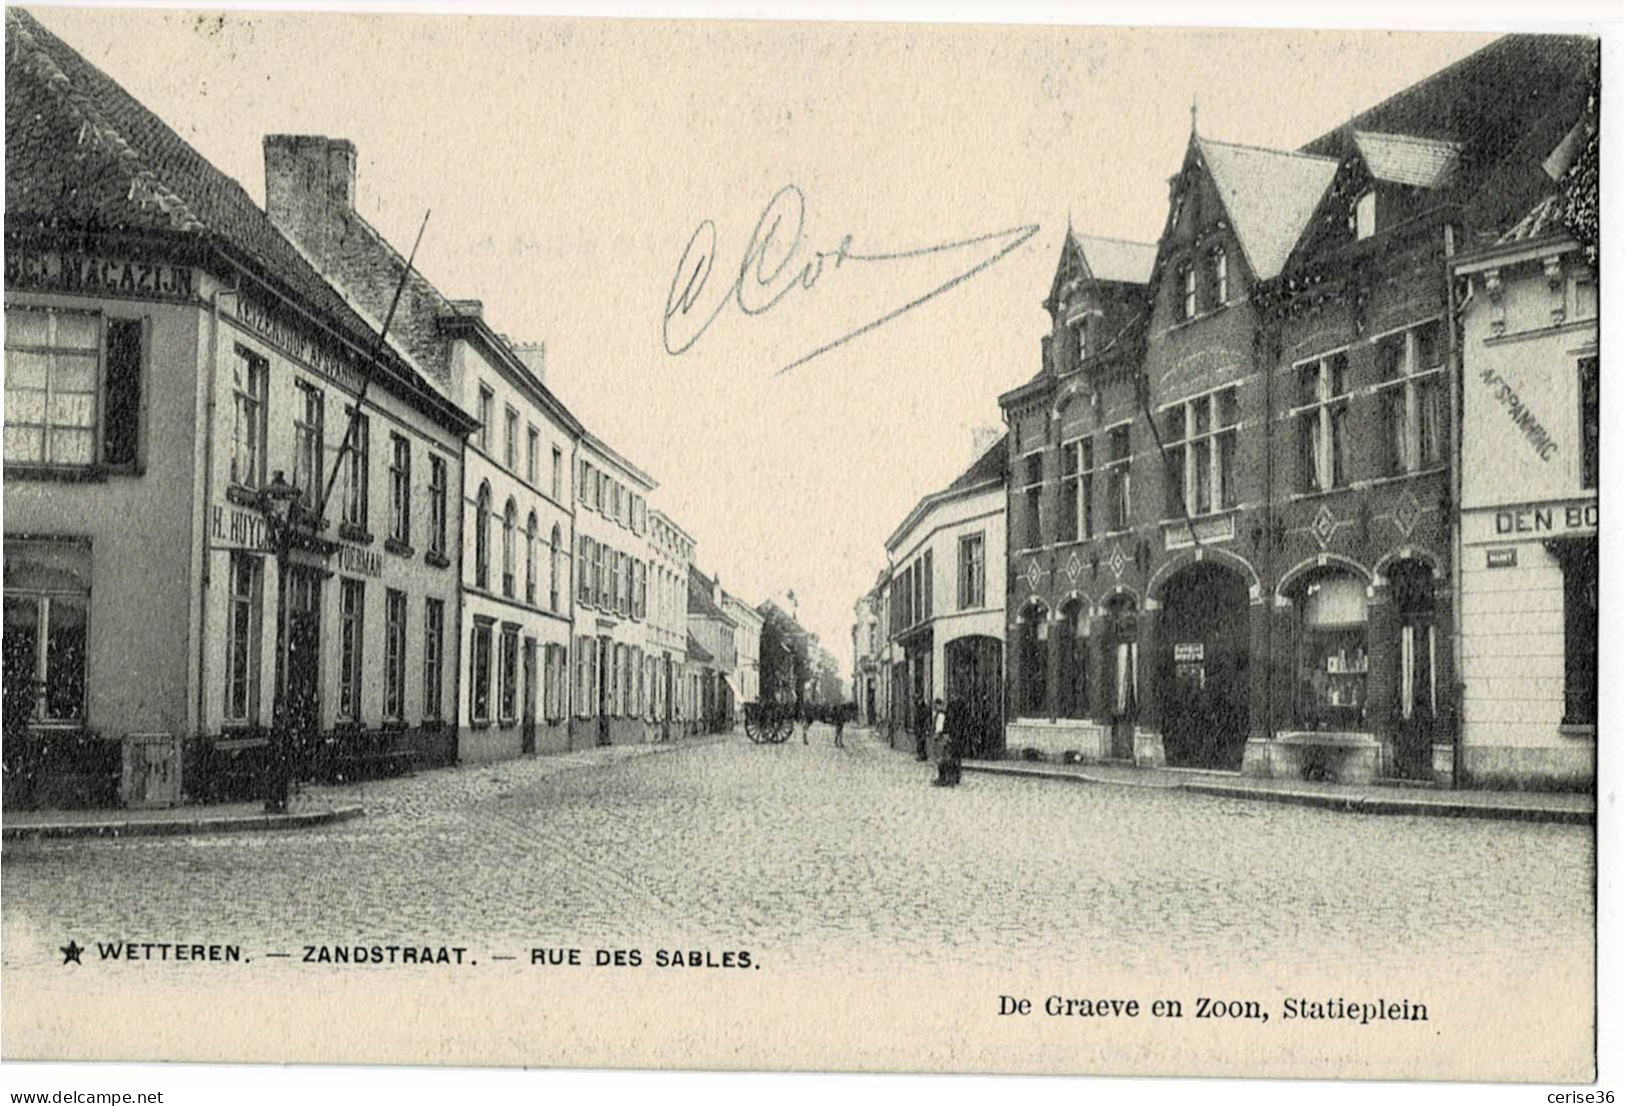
[[389, 434, 411, 545], [500, 624, 519, 723], [1374, 324, 1445, 477], [1182, 265, 1197, 320], [230, 348, 267, 489], [471, 621, 492, 724], [384, 589, 406, 722], [428, 454, 448, 557], [1354, 191, 1377, 240], [959, 532, 986, 609], [551, 447, 563, 500], [1296, 352, 1350, 492], [579, 536, 594, 606], [338, 578, 365, 722], [477, 386, 494, 454], [3, 542, 91, 725], [1059, 441, 1080, 543], [294, 384, 324, 512], [423, 598, 444, 721], [1166, 388, 1238, 518], [224, 553, 261, 725], [4, 307, 137, 469], [504, 407, 518, 471], [595, 542, 607, 609], [1106, 424, 1132, 531], [1580, 357, 1599, 490], [1021, 452, 1044, 549], [1213, 249, 1228, 306], [341, 409, 369, 529], [526, 423, 538, 483], [1070, 317, 1088, 369]]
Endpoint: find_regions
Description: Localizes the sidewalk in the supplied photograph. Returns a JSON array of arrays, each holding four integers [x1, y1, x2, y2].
[[2, 731, 730, 842], [963, 757, 1596, 826]]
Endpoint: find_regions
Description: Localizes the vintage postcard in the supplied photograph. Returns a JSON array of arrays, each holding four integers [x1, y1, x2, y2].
[[0, 1, 1609, 1090]]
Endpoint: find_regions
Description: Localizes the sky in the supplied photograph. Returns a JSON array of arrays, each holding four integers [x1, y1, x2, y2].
[[29, 6, 1502, 678]]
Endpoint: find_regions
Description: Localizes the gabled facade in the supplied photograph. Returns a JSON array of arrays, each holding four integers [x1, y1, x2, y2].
[[3, 10, 478, 807], [648, 508, 695, 738], [884, 432, 1007, 758], [721, 589, 763, 715], [688, 564, 737, 730]]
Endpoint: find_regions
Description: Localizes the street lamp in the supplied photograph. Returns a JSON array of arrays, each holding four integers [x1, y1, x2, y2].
[[257, 470, 301, 814]]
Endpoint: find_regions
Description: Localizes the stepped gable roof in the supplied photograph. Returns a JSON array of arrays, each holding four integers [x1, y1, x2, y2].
[[3, 8, 468, 426], [1196, 136, 1339, 281], [1352, 131, 1463, 189]]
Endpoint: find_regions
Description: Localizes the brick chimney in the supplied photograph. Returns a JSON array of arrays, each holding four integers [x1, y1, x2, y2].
[[263, 135, 357, 261], [512, 341, 546, 384]]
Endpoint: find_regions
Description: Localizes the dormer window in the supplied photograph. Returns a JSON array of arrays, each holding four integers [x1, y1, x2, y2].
[[1182, 265, 1197, 320], [1354, 191, 1377, 240], [1213, 248, 1228, 306]]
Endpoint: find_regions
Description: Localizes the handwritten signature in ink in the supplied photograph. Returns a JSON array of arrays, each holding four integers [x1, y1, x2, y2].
[[662, 184, 1040, 376]]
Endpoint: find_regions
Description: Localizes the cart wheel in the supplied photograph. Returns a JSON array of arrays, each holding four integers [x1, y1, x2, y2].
[[744, 714, 768, 744]]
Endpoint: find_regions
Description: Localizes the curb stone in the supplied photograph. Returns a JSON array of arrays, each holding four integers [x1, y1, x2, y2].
[[2, 804, 366, 843], [964, 763, 1593, 826]]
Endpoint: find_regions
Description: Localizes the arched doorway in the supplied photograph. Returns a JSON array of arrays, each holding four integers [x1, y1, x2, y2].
[[1100, 594, 1138, 760], [1158, 563, 1249, 770], [945, 635, 1003, 758], [1389, 559, 1437, 779], [1016, 600, 1048, 718]]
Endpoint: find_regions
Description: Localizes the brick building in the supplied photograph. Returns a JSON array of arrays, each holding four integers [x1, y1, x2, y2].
[[1000, 34, 1595, 784]]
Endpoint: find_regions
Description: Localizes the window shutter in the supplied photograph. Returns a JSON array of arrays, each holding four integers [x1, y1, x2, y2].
[[102, 318, 142, 466]]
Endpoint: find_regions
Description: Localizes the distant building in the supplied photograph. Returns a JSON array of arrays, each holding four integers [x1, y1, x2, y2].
[[688, 565, 737, 731], [721, 588, 764, 714], [648, 509, 695, 739]]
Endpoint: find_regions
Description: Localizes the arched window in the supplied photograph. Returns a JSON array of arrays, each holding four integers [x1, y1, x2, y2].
[[1018, 601, 1049, 716], [525, 512, 538, 606], [1058, 599, 1089, 719], [549, 524, 562, 612], [475, 482, 491, 590], [502, 498, 517, 598], [1290, 568, 1369, 729]]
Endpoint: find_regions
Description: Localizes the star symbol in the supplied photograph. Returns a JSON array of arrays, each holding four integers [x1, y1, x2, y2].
[[60, 939, 84, 966]]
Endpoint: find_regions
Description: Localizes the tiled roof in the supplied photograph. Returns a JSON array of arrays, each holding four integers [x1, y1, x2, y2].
[[1071, 232, 1157, 286], [945, 431, 1008, 492], [1197, 137, 1338, 281], [686, 632, 714, 665], [1353, 131, 1462, 189], [688, 564, 732, 622], [1496, 193, 1565, 245], [3, 8, 464, 424]]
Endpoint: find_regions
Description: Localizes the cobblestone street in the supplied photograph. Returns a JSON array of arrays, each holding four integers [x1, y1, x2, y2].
[[3, 726, 1593, 980]]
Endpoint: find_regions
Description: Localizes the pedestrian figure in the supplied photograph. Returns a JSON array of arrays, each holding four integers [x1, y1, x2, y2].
[[834, 704, 846, 748], [915, 700, 933, 761], [801, 704, 812, 745], [933, 698, 965, 787]]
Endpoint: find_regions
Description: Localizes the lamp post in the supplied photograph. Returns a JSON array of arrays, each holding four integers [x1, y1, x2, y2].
[[257, 470, 301, 814]]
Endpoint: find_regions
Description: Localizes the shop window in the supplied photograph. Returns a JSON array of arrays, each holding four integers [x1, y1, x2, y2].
[[1105, 425, 1132, 531], [338, 578, 365, 722], [423, 598, 444, 721], [500, 624, 519, 724], [2, 542, 91, 727], [4, 307, 142, 470], [471, 620, 493, 724], [224, 553, 262, 726], [1058, 600, 1089, 719], [1579, 357, 1599, 490], [1290, 570, 1368, 730], [1296, 352, 1350, 492], [230, 348, 268, 489], [958, 532, 986, 610], [384, 589, 406, 723]]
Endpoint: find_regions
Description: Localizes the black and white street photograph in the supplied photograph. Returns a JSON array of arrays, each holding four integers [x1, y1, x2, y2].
[[0, 1, 1613, 1098]]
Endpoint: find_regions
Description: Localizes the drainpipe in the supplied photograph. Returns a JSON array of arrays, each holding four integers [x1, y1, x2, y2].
[[1445, 222, 1465, 789], [195, 288, 227, 746]]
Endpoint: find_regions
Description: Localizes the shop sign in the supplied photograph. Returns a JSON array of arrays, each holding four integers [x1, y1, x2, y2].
[[336, 542, 383, 579], [1173, 642, 1204, 663], [5, 250, 195, 300], [1494, 501, 1598, 536], [210, 501, 272, 553], [237, 291, 368, 393], [1486, 548, 1518, 569]]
